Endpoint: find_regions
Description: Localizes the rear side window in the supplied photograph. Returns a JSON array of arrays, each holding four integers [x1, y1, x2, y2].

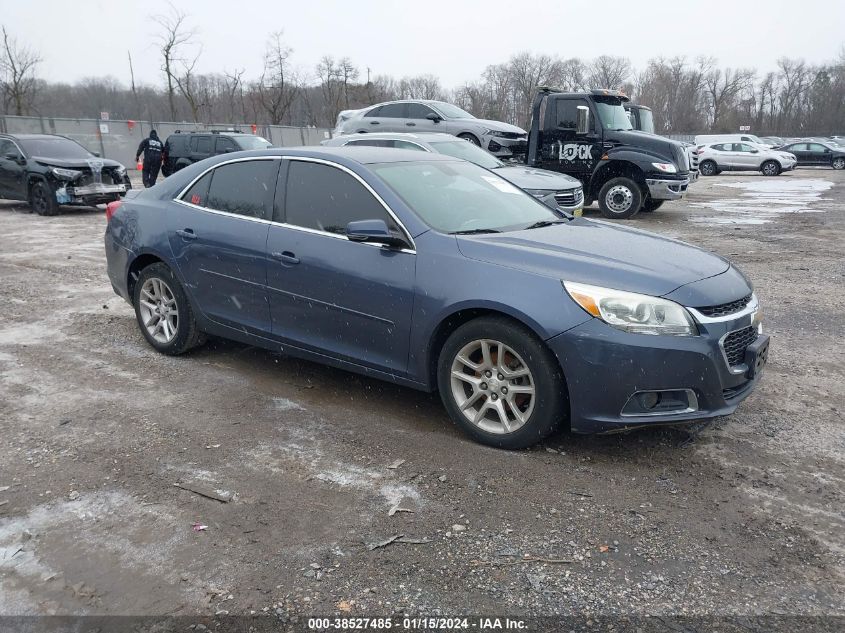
[[284, 161, 397, 235], [346, 139, 393, 148], [378, 103, 407, 118], [203, 160, 279, 220], [191, 136, 212, 153], [182, 172, 212, 206]]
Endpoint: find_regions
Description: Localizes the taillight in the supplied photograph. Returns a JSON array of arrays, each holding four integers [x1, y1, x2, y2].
[[106, 200, 123, 222]]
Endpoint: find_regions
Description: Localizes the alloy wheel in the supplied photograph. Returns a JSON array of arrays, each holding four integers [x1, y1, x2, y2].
[[449, 339, 536, 435], [138, 277, 179, 344], [605, 185, 634, 214], [762, 161, 779, 176], [833, 158, 845, 170]]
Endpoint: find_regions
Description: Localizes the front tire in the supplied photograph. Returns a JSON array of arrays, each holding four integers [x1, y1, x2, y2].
[[640, 198, 664, 213], [437, 316, 567, 449], [29, 181, 59, 216], [598, 177, 642, 219], [761, 160, 781, 176], [133, 263, 205, 355], [699, 160, 718, 177], [458, 133, 481, 146], [833, 157, 845, 170]]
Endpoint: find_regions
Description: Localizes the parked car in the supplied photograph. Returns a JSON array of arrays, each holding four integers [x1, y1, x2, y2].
[[105, 147, 768, 449], [334, 100, 528, 159], [694, 133, 773, 148], [697, 142, 797, 176], [0, 133, 130, 215], [161, 130, 272, 176], [775, 140, 845, 169], [759, 136, 784, 147], [322, 132, 584, 214]]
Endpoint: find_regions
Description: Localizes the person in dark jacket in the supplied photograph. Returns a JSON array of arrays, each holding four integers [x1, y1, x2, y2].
[[135, 130, 164, 187]]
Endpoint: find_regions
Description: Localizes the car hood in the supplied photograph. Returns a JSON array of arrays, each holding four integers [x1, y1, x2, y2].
[[33, 156, 125, 170], [456, 218, 732, 299], [492, 165, 581, 191], [466, 118, 527, 135]]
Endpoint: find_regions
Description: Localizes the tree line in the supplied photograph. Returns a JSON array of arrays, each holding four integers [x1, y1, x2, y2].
[[2, 11, 844, 136]]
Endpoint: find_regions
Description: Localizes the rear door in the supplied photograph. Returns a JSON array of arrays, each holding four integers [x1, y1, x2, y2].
[[372, 103, 408, 133], [787, 143, 809, 164], [806, 143, 830, 166], [167, 158, 280, 334], [266, 158, 416, 373], [189, 135, 213, 163], [0, 139, 27, 199]]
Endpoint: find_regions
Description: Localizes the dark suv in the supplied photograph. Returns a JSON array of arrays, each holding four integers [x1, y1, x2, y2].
[[161, 130, 273, 176], [0, 133, 131, 215]]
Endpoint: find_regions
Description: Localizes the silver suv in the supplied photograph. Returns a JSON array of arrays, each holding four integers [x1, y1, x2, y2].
[[334, 100, 527, 158]]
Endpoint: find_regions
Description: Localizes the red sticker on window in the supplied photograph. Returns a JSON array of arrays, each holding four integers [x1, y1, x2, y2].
[[191, 194, 201, 205]]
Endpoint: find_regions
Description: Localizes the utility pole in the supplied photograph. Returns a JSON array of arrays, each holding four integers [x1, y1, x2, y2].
[[128, 51, 140, 117]]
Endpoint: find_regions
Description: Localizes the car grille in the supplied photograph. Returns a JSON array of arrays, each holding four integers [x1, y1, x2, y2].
[[722, 326, 758, 368], [494, 131, 527, 140], [695, 294, 753, 318], [554, 187, 584, 206], [76, 167, 125, 187]]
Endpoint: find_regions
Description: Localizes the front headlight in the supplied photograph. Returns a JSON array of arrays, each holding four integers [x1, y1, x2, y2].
[[563, 281, 697, 336], [524, 189, 552, 199], [484, 130, 511, 138], [652, 162, 677, 173], [51, 167, 82, 180], [115, 165, 127, 175]]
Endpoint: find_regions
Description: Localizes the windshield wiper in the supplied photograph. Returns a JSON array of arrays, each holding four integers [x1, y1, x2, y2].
[[522, 219, 568, 230], [450, 228, 502, 235]]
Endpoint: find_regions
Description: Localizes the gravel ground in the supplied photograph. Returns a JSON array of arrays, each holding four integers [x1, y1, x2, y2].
[[0, 169, 843, 627]]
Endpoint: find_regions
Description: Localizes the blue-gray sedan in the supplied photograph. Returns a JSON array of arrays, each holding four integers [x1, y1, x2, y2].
[[104, 147, 768, 449]]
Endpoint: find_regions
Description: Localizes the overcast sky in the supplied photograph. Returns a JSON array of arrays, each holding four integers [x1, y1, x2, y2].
[[4, 0, 844, 88]]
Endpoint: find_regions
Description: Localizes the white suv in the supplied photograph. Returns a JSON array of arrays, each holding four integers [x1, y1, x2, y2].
[[697, 142, 797, 176]]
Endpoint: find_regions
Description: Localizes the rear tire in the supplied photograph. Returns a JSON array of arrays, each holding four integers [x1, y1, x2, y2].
[[29, 181, 59, 216], [761, 160, 781, 176], [437, 316, 567, 449], [699, 160, 717, 177], [458, 133, 481, 146], [640, 199, 664, 213], [133, 263, 205, 355], [598, 177, 642, 219]]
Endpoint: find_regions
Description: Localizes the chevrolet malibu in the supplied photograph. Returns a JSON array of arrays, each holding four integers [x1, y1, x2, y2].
[[104, 148, 769, 449]]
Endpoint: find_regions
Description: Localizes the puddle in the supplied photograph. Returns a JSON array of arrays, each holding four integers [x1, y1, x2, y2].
[[691, 178, 833, 225]]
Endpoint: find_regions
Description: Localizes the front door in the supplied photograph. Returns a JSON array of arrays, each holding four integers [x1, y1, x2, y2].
[[0, 139, 26, 199], [405, 103, 441, 134], [537, 97, 599, 184], [806, 143, 830, 166], [167, 158, 280, 334], [267, 158, 415, 374]]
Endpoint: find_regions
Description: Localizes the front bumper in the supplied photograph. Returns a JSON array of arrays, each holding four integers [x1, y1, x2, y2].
[[484, 135, 527, 158], [548, 304, 766, 434], [57, 182, 127, 206], [645, 175, 690, 201]]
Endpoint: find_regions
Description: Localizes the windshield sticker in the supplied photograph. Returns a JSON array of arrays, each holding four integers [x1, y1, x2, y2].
[[481, 175, 521, 194]]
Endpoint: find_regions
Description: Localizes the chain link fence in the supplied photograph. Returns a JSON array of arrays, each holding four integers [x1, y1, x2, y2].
[[0, 116, 334, 170]]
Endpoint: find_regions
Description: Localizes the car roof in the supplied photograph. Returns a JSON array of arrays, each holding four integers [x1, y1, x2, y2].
[[217, 146, 460, 165], [333, 132, 456, 143]]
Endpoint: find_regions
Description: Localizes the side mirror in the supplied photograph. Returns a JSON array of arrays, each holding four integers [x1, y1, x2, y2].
[[346, 219, 406, 248], [576, 106, 590, 135], [4, 152, 20, 161], [92, 151, 101, 157], [426, 112, 442, 122], [750, 149, 759, 154]]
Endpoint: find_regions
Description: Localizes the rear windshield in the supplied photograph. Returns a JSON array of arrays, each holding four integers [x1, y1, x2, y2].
[[19, 137, 93, 159]]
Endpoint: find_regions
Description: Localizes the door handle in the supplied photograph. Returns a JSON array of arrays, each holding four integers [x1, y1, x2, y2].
[[406, 122, 416, 126], [370, 121, 380, 125], [176, 229, 197, 240], [271, 251, 300, 265]]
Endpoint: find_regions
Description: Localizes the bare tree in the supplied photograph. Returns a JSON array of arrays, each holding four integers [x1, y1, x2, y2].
[[257, 32, 299, 125], [152, 4, 197, 120], [588, 55, 632, 90], [0, 25, 41, 115], [704, 64, 755, 130]]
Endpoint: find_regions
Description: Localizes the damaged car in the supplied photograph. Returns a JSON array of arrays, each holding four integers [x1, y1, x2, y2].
[[0, 133, 131, 216]]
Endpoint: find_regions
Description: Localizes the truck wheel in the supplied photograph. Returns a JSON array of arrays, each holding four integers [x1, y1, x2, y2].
[[699, 160, 718, 176], [458, 133, 481, 146], [832, 157, 845, 170], [761, 160, 780, 176], [640, 199, 664, 212], [437, 316, 567, 449], [598, 177, 642, 219], [29, 181, 59, 216]]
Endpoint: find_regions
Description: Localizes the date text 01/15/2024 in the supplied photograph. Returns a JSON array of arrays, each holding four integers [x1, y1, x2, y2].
[[307, 617, 528, 630]]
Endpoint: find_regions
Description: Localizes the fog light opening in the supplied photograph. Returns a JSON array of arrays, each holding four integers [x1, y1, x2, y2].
[[639, 392, 661, 410], [621, 389, 699, 417]]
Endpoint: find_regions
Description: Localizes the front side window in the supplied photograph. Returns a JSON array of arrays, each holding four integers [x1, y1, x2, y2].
[[555, 99, 589, 130], [203, 160, 278, 219], [378, 103, 407, 118], [0, 139, 20, 157], [407, 103, 436, 119], [807, 143, 826, 152], [285, 160, 398, 235], [372, 160, 559, 234]]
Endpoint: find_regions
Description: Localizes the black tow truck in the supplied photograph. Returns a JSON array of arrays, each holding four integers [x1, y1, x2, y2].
[[526, 88, 690, 218]]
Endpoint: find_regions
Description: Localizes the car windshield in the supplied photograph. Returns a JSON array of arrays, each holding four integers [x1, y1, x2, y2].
[[638, 108, 655, 134], [19, 137, 92, 159], [431, 102, 475, 120], [594, 97, 632, 131], [372, 160, 560, 234], [428, 140, 504, 169], [235, 136, 272, 150]]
